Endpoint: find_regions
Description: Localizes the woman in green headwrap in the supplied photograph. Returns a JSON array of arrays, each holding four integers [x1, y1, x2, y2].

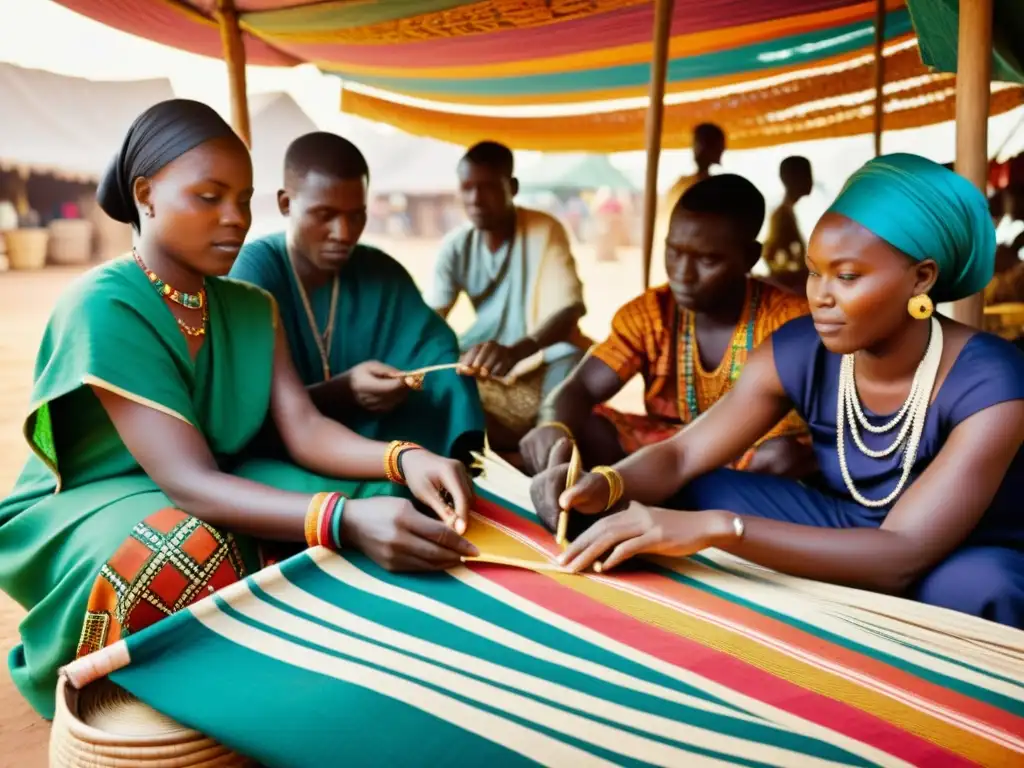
[[531, 154, 1024, 627]]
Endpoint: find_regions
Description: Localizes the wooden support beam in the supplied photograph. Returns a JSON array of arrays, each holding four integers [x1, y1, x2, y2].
[[216, 0, 252, 147], [640, 0, 675, 290], [952, 0, 992, 328], [872, 0, 886, 157]]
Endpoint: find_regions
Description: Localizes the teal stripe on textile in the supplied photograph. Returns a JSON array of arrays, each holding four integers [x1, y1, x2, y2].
[[652, 566, 1024, 717], [323, 10, 912, 99], [301, 551, 751, 716], [213, 597, 654, 767], [113, 607, 544, 767], [243, 0, 471, 34], [216, 594, 765, 768], [260, 559, 873, 765]]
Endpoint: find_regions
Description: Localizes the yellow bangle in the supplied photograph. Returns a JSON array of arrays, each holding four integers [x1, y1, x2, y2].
[[540, 421, 574, 440], [304, 492, 328, 548], [591, 466, 624, 511]]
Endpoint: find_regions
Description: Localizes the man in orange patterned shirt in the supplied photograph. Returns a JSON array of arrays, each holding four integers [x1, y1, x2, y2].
[[520, 175, 813, 477]]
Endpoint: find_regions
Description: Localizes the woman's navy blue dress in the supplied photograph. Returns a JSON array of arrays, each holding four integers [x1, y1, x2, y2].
[[676, 315, 1024, 627]]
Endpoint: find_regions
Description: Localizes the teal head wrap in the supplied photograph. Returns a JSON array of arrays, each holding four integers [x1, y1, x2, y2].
[[826, 153, 995, 303]]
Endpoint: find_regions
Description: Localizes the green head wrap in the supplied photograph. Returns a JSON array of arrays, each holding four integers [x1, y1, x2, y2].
[[826, 153, 995, 303]]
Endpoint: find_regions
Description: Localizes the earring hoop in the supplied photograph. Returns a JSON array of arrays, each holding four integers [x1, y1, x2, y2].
[[907, 294, 934, 320]]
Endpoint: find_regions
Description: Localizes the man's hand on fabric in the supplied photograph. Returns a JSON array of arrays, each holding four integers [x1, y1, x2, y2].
[[520, 429, 573, 476], [342, 360, 410, 413]]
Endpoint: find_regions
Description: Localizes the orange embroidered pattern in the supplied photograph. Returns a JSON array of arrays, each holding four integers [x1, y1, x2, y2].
[[76, 509, 247, 658], [589, 279, 810, 466]]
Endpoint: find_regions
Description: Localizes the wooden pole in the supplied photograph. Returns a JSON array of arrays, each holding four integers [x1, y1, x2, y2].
[[216, 0, 251, 147], [872, 0, 886, 157], [952, 0, 992, 328], [640, 0, 675, 289]]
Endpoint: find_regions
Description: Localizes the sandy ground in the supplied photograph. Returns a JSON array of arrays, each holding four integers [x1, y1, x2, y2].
[[0, 238, 646, 764]]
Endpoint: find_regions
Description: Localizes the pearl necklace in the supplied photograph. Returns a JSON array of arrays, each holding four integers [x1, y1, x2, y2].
[[836, 318, 943, 508]]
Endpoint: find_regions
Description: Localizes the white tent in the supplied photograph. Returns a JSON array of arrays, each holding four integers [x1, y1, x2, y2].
[[0, 62, 174, 181]]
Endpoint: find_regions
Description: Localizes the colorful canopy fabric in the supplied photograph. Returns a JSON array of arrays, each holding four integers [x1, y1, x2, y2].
[[64, 457, 1024, 767], [50, 0, 1024, 150], [908, 0, 1024, 85]]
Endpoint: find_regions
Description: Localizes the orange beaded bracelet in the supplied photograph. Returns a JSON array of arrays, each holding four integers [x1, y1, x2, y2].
[[384, 440, 421, 485]]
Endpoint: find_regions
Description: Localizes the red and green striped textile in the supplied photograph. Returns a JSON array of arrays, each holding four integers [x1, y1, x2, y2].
[[67, 468, 1024, 767]]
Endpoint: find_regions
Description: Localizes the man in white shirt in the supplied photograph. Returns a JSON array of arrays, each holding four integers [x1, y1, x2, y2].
[[429, 141, 588, 447]]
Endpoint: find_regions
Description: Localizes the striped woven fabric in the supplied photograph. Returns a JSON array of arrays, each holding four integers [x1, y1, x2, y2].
[[68, 456, 1024, 767]]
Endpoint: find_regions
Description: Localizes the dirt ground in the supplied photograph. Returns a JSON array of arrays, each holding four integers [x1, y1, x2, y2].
[[0, 238, 646, 765]]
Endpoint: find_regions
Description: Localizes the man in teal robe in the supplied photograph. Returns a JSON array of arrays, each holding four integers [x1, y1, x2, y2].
[[230, 132, 484, 461]]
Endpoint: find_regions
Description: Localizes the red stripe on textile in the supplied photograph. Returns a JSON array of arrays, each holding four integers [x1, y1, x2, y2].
[[52, 0, 297, 66], [473, 497, 1024, 741], [266, 0, 862, 69], [464, 561, 968, 767]]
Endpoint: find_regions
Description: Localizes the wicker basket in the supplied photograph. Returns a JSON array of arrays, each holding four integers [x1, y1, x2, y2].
[[48, 219, 95, 266], [4, 228, 49, 270], [477, 367, 544, 440], [50, 674, 252, 767]]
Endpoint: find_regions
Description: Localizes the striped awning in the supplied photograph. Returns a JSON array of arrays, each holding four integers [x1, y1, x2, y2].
[[50, 0, 1024, 150]]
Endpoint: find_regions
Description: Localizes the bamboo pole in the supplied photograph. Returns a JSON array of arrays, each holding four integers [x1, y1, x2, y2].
[[640, 0, 675, 289], [872, 0, 886, 157], [216, 0, 252, 147], [952, 0, 992, 328]]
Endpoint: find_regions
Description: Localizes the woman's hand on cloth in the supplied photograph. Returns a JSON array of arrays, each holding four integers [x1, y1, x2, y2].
[[343, 360, 412, 412], [558, 505, 736, 573], [341, 497, 479, 572], [400, 449, 474, 534]]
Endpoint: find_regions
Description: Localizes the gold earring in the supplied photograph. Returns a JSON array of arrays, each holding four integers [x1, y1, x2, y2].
[[908, 294, 933, 320]]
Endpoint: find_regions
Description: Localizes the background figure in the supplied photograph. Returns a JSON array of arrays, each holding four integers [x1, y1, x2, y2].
[[650, 123, 726, 285], [593, 188, 626, 262], [762, 156, 813, 292]]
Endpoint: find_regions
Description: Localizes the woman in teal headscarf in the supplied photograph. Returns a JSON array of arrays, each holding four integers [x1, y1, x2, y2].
[[531, 154, 1024, 627]]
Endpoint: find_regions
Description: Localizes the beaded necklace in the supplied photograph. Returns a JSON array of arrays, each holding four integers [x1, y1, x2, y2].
[[133, 249, 205, 309], [133, 250, 207, 337], [836, 317, 942, 507], [288, 254, 340, 382], [676, 282, 761, 422]]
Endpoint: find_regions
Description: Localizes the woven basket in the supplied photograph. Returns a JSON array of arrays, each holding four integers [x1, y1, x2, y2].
[[48, 219, 94, 266], [50, 674, 252, 767], [4, 228, 49, 270], [477, 367, 544, 439]]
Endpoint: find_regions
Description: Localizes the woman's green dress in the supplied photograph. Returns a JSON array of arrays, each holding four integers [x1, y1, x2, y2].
[[0, 257, 395, 717]]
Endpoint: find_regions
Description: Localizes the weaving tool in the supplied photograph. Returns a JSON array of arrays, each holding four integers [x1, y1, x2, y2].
[[556, 441, 582, 548]]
